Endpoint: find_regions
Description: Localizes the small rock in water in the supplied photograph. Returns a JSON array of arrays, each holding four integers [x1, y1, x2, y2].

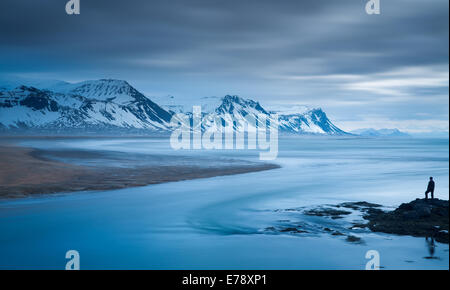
[[346, 235, 363, 244], [349, 223, 368, 230], [304, 207, 351, 218], [332, 231, 345, 236], [279, 227, 308, 234], [339, 201, 382, 210]]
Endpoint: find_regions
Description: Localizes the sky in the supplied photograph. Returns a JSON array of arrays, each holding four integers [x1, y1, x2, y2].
[[0, 0, 448, 133]]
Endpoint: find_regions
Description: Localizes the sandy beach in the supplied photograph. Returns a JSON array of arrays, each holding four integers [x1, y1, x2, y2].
[[0, 141, 279, 199]]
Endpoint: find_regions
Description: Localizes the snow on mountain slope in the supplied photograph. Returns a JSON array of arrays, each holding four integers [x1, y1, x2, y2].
[[0, 86, 63, 128], [0, 79, 347, 135], [63, 79, 173, 126], [213, 95, 270, 132], [268, 104, 311, 115], [50, 79, 138, 104], [0, 82, 173, 131], [277, 108, 348, 135], [159, 94, 348, 135]]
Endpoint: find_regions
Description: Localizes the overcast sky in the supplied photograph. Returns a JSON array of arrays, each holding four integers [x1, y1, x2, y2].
[[0, 0, 448, 133]]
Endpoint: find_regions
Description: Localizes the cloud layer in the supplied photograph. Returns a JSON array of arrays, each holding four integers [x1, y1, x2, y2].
[[0, 0, 448, 132]]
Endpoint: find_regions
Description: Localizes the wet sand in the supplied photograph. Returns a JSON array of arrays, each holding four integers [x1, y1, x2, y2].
[[0, 144, 279, 199]]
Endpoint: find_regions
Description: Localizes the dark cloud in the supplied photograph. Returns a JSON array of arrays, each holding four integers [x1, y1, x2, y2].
[[0, 0, 448, 132], [1, 0, 447, 71]]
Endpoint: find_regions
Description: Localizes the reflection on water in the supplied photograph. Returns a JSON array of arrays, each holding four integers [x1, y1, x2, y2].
[[425, 237, 438, 259]]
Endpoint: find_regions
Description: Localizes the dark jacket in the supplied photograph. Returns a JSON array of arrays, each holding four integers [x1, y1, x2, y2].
[[427, 180, 435, 192]]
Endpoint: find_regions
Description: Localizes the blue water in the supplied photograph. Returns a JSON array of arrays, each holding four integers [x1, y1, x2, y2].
[[0, 136, 448, 269]]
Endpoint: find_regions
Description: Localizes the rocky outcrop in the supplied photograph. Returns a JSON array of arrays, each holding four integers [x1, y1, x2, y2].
[[364, 199, 449, 243], [261, 200, 449, 245]]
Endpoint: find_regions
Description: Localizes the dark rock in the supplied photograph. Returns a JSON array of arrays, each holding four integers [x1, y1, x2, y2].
[[346, 235, 364, 244], [365, 208, 384, 216], [332, 231, 345, 236], [264, 227, 276, 232], [279, 227, 308, 234], [280, 227, 298, 232], [304, 207, 351, 218], [423, 256, 440, 260], [340, 201, 382, 210], [350, 223, 368, 230], [365, 198, 449, 243]]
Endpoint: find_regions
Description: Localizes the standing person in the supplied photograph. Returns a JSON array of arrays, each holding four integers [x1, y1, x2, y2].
[[425, 177, 435, 200]]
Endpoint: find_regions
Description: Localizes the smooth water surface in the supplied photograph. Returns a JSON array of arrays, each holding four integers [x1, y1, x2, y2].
[[0, 136, 448, 269]]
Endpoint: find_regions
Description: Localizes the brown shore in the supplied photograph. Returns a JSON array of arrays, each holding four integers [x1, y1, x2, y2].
[[0, 144, 279, 199]]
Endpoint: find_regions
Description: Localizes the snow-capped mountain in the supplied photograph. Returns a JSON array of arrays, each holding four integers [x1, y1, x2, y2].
[[156, 94, 348, 135], [0, 78, 348, 135], [205, 95, 271, 133], [49, 79, 144, 105], [0, 80, 172, 132], [276, 108, 347, 135]]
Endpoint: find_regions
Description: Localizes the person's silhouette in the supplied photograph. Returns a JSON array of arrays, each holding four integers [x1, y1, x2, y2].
[[425, 177, 435, 200]]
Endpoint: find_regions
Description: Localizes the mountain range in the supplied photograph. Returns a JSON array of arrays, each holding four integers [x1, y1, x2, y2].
[[350, 128, 410, 137], [0, 79, 348, 135]]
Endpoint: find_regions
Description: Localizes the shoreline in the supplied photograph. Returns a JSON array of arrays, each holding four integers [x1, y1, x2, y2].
[[0, 143, 280, 199], [266, 200, 449, 244], [0, 137, 447, 269]]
